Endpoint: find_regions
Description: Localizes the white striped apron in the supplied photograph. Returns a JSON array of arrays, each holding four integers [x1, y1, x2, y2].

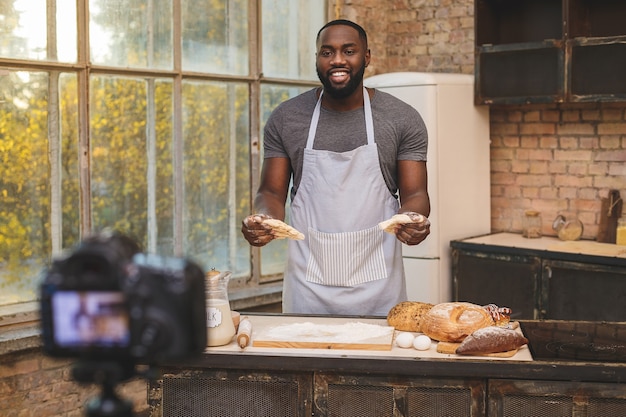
[[282, 88, 406, 315]]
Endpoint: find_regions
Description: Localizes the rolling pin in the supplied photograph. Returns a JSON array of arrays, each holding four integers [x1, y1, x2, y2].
[[237, 317, 252, 348]]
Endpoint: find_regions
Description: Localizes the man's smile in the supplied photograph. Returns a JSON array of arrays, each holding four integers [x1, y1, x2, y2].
[[329, 70, 350, 83]]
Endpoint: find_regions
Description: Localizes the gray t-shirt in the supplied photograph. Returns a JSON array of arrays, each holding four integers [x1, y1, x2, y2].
[[263, 88, 428, 199]]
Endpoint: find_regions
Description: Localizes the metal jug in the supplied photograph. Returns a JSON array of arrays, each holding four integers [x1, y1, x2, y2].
[[205, 270, 236, 347]]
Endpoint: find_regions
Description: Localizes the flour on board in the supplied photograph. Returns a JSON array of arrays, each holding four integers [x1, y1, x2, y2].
[[261, 321, 394, 343]]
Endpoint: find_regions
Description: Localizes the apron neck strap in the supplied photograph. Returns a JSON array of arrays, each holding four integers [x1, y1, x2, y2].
[[306, 87, 374, 149]]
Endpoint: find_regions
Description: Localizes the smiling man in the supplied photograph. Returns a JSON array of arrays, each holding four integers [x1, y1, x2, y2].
[[241, 19, 431, 315]]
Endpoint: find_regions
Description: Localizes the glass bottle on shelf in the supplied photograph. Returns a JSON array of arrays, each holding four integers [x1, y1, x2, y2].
[[552, 214, 584, 241], [617, 217, 626, 246], [522, 210, 542, 238]]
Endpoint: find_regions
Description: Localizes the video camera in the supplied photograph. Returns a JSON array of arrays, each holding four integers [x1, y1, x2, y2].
[[39, 232, 207, 416]]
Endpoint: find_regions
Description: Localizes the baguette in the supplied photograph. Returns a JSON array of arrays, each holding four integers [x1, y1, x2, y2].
[[455, 326, 528, 355], [420, 302, 494, 343]]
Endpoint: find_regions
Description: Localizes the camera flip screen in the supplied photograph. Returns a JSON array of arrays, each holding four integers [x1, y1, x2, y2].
[[51, 291, 130, 348]]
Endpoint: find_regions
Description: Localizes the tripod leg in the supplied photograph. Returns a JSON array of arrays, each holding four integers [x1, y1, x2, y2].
[[86, 382, 134, 417]]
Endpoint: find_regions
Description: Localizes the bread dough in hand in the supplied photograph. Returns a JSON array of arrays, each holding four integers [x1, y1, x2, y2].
[[262, 218, 305, 240], [378, 213, 426, 234]]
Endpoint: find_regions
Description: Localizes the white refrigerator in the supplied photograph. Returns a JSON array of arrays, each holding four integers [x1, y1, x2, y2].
[[365, 72, 491, 304]]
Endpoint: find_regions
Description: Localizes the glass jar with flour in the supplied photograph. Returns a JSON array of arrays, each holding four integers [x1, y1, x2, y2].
[[205, 270, 236, 347]]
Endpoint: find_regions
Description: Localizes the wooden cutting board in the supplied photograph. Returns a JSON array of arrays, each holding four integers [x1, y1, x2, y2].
[[436, 342, 519, 358], [252, 317, 395, 350], [598, 189, 622, 243], [435, 322, 525, 358]]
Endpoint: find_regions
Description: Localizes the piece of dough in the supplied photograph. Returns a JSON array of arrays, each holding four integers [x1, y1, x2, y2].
[[263, 218, 305, 240], [378, 214, 425, 234]]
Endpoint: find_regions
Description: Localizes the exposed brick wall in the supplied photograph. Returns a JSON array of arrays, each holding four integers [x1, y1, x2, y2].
[[0, 348, 149, 417], [331, 0, 476, 76], [334, 0, 626, 239], [490, 103, 626, 239]]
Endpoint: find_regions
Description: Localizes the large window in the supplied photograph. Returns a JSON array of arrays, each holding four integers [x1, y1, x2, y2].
[[0, 0, 325, 306]]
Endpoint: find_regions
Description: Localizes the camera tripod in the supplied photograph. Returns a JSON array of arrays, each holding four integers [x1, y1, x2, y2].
[[72, 360, 137, 417]]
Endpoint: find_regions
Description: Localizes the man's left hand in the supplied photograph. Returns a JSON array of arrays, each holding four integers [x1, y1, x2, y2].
[[395, 212, 430, 245]]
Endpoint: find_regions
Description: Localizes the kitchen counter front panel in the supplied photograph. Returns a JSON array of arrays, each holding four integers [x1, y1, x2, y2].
[[150, 314, 626, 417]]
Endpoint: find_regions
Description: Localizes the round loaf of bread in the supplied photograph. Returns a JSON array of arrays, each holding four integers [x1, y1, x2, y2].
[[420, 302, 494, 342]]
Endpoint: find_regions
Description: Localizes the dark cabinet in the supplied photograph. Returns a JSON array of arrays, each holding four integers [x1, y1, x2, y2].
[[150, 367, 626, 417], [475, 0, 626, 104], [451, 234, 626, 321], [488, 379, 626, 417], [452, 250, 540, 320], [542, 259, 626, 321], [314, 374, 485, 417], [151, 369, 313, 417], [150, 370, 485, 417]]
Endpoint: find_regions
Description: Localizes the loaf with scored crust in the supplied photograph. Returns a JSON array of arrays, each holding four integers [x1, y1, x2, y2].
[[420, 302, 494, 343]]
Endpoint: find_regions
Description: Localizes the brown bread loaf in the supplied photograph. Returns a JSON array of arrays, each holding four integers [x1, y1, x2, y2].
[[420, 302, 494, 342], [455, 326, 529, 355], [387, 301, 434, 332]]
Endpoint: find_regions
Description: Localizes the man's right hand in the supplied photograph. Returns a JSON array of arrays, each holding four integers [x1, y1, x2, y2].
[[241, 214, 276, 247]]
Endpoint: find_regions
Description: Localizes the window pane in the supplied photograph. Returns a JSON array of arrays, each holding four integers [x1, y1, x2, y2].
[[0, 0, 77, 62], [262, 0, 324, 80], [0, 71, 51, 304], [59, 73, 81, 250], [56, 0, 78, 62], [182, 0, 248, 75], [258, 84, 310, 276], [90, 76, 174, 252], [182, 81, 250, 276], [152, 81, 175, 255], [0, 0, 46, 60], [90, 0, 173, 69]]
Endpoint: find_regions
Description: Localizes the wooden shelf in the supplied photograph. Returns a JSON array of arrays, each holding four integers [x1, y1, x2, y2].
[[477, 42, 564, 104], [567, 0, 626, 38], [476, 0, 626, 104], [476, 0, 563, 46], [568, 37, 626, 101]]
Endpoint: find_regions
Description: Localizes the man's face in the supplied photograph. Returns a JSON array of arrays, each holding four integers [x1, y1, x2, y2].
[[315, 25, 370, 99]]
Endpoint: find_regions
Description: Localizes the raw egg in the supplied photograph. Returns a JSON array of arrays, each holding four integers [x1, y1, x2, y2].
[[395, 332, 415, 348], [413, 334, 432, 351]]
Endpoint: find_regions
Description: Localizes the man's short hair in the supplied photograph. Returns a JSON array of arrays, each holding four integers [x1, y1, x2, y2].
[[316, 19, 368, 47]]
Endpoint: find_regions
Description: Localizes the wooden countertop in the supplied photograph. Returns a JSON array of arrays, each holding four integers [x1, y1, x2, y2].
[[205, 315, 533, 362], [458, 232, 626, 255], [452, 232, 626, 265]]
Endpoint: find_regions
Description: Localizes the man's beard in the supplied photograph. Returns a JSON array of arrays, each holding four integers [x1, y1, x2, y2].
[[317, 59, 367, 99]]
